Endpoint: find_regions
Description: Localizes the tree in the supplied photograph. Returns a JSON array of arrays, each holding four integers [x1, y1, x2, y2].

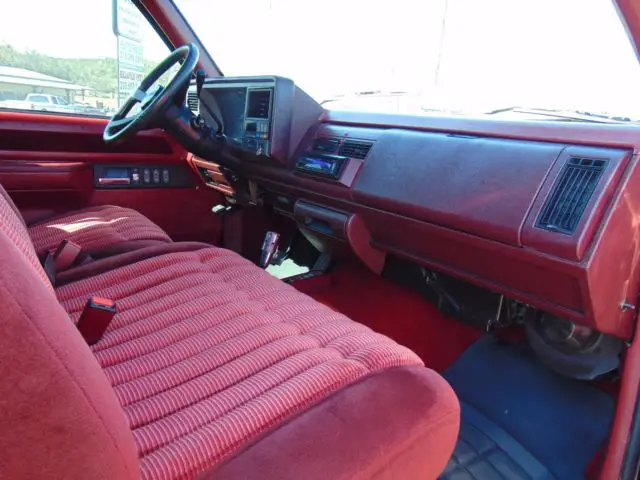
[[0, 43, 118, 95]]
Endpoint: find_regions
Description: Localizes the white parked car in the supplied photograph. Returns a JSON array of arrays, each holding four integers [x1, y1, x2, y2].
[[24, 94, 75, 113]]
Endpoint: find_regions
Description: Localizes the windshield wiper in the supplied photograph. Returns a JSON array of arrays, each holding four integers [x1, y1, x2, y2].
[[484, 106, 634, 124]]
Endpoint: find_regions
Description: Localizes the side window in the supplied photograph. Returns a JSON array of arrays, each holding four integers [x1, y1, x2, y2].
[[28, 95, 49, 104], [0, 0, 171, 117]]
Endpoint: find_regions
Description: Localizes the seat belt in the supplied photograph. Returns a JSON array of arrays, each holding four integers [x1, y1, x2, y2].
[[52, 239, 84, 271], [76, 296, 116, 345], [41, 239, 91, 285], [42, 252, 57, 286]]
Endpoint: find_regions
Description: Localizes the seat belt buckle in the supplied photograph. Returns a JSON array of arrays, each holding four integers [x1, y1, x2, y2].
[[76, 296, 116, 345], [52, 239, 83, 271]]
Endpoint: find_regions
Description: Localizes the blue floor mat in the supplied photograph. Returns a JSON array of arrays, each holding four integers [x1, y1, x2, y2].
[[443, 336, 615, 480], [442, 402, 553, 479]]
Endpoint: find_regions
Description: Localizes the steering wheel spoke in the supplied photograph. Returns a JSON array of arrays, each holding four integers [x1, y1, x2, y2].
[[132, 88, 147, 104], [109, 116, 134, 130]]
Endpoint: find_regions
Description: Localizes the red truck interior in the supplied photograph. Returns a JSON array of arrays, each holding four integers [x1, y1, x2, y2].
[[2, 1, 640, 479]]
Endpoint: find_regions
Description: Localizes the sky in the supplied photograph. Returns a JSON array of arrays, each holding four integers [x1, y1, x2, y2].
[[2, 0, 640, 115]]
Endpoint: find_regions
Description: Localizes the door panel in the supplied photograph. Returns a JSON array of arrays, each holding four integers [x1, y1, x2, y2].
[[0, 111, 223, 244]]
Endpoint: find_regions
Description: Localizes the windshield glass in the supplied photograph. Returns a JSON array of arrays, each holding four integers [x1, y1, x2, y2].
[[175, 0, 640, 120]]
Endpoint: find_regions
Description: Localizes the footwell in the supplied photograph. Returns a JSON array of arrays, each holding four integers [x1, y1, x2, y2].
[[294, 264, 481, 372], [442, 336, 615, 479]]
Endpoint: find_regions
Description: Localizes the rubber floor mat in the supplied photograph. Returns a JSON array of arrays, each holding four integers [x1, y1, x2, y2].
[[442, 336, 615, 479]]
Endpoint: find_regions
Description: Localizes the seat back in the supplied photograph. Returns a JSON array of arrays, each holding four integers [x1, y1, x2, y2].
[[0, 189, 139, 479], [0, 182, 25, 226], [0, 184, 52, 289]]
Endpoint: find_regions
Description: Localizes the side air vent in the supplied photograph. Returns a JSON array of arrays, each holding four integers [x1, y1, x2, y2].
[[186, 91, 199, 114], [312, 136, 341, 154], [536, 157, 607, 234], [339, 140, 373, 159]]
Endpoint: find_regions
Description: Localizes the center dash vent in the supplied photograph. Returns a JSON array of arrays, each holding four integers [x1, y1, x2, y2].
[[536, 157, 607, 234], [186, 91, 199, 114], [312, 136, 340, 154], [339, 140, 373, 159]]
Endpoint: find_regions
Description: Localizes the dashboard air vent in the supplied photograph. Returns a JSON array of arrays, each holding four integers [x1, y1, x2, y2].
[[338, 140, 373, 159], [536, 157, 607, 234], [186, 91, 199, 114], [312, 136, 341, 154]]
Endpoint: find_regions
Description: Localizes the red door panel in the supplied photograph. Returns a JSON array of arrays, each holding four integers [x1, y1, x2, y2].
[[0, 111, 223, 244]]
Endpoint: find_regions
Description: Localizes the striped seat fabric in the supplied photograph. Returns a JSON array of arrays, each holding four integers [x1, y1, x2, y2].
[[0, 186, 53, 289], [56, 247, 426, 479], [0, 184, 460, 480], [28, 204, 171, 255]]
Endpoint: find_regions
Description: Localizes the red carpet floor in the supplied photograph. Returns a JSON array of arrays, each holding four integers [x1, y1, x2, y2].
[[292, 265, 616, 480], [293, 264, 482, 372]]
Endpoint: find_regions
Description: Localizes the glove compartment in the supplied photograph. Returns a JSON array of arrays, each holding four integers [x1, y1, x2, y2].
[[352, 129, 563, 246]]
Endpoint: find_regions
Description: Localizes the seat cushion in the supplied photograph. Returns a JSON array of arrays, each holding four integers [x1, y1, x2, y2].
[[28, 205, 171, 255], [208, 365, 460, 480], [56, 247, 459, 480]]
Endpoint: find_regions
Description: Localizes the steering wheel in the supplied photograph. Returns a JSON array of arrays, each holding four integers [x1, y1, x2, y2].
[[103, 44, 199, 143]]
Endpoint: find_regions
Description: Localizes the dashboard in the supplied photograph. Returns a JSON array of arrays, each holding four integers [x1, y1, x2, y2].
[[185, 75, 640, 341]]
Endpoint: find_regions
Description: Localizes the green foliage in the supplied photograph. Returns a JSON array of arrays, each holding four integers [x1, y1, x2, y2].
[[0, 43, 158, 96]]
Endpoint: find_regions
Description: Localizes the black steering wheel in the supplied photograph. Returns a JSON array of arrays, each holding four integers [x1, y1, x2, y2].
[[103, 44, 199, 143]]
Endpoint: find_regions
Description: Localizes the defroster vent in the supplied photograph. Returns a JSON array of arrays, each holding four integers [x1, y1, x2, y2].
[[339, 140, 373, 159], [186, 91, 199, 114], [536, 157, 607, 234]]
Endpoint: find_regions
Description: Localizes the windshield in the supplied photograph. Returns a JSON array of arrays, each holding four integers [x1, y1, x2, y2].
[[174, 0, 640, 120]]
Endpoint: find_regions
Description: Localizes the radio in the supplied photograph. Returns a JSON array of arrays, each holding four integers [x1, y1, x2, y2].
[[295, 154, 347, 179]]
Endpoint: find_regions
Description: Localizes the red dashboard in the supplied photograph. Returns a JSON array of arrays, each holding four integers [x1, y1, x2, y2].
[[203, 111, 640, 340]]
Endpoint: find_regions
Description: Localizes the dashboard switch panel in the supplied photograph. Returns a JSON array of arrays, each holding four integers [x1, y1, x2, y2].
[[94, 165, 193, 189]]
